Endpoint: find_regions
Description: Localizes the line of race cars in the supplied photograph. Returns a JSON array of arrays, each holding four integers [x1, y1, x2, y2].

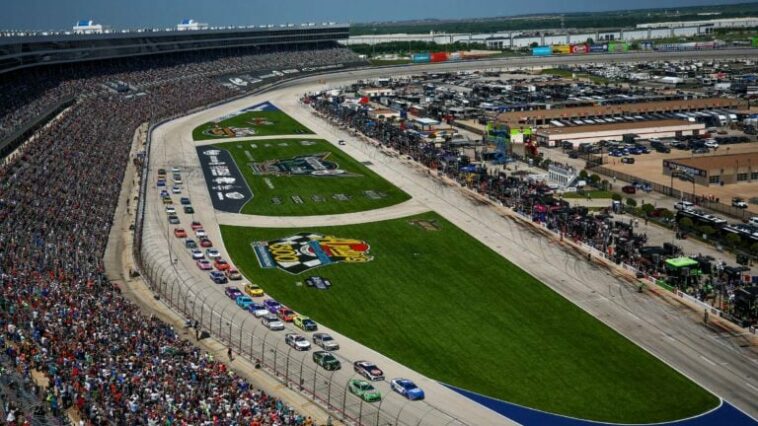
[[157, 164, 425, 404]]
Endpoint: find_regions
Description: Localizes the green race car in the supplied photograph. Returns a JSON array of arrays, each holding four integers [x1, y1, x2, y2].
[[312, 351, 341, 371], [293, 314, 318, 332], [349, 379, 381, 402]]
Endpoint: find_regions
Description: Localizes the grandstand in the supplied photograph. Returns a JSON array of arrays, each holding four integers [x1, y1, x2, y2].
[[0, 23, 349, 74]]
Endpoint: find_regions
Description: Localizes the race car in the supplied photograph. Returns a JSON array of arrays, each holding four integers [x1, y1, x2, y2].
[[174, 228, 187, 238], [183, 206, 194, 214], [348, 379, 381, 402], [171, 185, 182, 194], [312, 333, 339, 351], [262, 314, 285, 331], [247, 302, 269, 317], [165, 206, 176, 215], [167, 215, 180, 225], [156, 179, 166, 187], [190, 249, 204, 260], [224, 287, 243, 299], [264, 299, 281, 314], [235, 295, 254, 309], [209, 271, 227, 284], [312, 351, 341, 371], [390, 378, 425, 400], [190, 221, 203, 231], [195, 229, 207, 238], [157, 168, 166, 177], [199, 238, 212, 248], [205, 248, 220, 259], [196, 260, 212, 271], [285, 333, 311, 351], [225, 269, 242, 281], [213, 258, 230, 271], [353, 361, 384, 381], [244, 283, 264, 297], [277, 307, 295, 322], [293, 315, 317, 332], [185, 239, 197, 249], [171, 167, 181, 173], [180, 197, 191, 205]]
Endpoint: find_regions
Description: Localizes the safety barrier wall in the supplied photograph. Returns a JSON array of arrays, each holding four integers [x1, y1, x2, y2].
[[132, 70, 469, 426]]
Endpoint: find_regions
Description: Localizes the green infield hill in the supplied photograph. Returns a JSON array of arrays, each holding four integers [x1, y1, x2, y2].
[[193, 101, 313, 141], [221, 212, 718, 423], [215, 139, 410, 216]]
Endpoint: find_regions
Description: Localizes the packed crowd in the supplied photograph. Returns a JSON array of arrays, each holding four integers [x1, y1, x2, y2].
[[0, 46, 363, 425], [305, 92, 757, 326], [0, 45, 363, 141]]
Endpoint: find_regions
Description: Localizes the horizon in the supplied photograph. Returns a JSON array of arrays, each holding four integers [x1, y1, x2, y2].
[[1, 0, 753, 31]]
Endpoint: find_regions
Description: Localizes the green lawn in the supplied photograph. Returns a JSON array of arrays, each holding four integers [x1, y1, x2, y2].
[[193, 106, 313, 141], [221, 212, 718, 423], [216, 139, 410, 216], [561, 190, 614, 199]]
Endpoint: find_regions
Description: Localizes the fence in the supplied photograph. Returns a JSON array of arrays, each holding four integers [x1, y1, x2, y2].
[[592, 165, 755, 220], [132, 75, 469, 426]]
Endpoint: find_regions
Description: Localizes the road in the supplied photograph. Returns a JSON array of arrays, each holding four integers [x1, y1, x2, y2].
[[141, 50, 758, 425]]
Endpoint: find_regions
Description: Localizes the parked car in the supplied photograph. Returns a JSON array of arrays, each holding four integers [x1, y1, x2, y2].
[[620, 157, 635, 164], [262, 314, 285, 331], [732, 198, 749, 209], [313, 333, 339, 351], [348, 380, 381, 402], [353, 361, 384, 381], [390, 378, 425, 400], [622, 185, 636, 194], [313, 351, 341, 370], [285, 333, 311, 351], [674, 201, 694, 211]]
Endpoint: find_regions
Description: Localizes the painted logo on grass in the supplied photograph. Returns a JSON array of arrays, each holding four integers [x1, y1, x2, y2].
[[250, 152, 357, 177], [252, 233, 372, 274]]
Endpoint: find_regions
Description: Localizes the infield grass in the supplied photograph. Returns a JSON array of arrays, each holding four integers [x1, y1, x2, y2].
[[221, 212, 718, 423], [215, 139, 410, 216], [193, 108, 313, 141]]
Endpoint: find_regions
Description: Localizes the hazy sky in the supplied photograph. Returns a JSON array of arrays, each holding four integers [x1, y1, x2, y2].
[[1, 0, 747, 31]]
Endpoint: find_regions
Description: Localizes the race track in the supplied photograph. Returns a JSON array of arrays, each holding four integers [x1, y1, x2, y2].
[[141, 49, 758, 425]]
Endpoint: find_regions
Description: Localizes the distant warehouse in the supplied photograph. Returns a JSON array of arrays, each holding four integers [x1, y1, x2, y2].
[[663, 153, 758, 186], [535, 120, 704, 147]]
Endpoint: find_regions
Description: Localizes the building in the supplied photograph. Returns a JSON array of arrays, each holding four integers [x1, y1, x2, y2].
[[497, 98, 745, 127], [177, 19, 208, 31], [662, 152, 758, 186], [72, 20, 103, 34], [535, 119, 704, 147]]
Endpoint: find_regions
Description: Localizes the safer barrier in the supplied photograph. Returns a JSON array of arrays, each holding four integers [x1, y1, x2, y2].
[[132, 72, 469, 426]]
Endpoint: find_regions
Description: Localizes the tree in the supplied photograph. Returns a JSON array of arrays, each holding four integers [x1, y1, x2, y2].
[[579, 170, 589, 179], [600, 179, 609, 190], [640, 203, 655, 216], [530, 42, 539, 48], [586, 37, 594, 45], [699, 225, 716, 239], [725, 233, 741, 248], [626, 198, 637, 208], [678, 217, 693, 229], [611, 193, 622, 202], [589, 174, 601, 186], [751, 242, 758, 256], [659, 209, 674, 221]]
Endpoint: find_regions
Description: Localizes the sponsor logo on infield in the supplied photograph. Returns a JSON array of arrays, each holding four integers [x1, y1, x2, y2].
[[252, 233, 372, 274]]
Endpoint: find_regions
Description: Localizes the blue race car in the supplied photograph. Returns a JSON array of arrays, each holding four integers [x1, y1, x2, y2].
[[209, 271, 228, 284], [264, 298, 281, 314], [235, 295, 254, 309], [390, 378, 425, 400]]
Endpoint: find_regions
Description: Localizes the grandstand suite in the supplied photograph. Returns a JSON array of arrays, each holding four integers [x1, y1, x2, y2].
[[0, 24, 362, 425]]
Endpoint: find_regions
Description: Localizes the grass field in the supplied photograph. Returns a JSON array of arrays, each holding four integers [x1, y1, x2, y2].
[[216, 139, 410, 216], [193, 104, 313, 141], [221, 212, 718, 423]]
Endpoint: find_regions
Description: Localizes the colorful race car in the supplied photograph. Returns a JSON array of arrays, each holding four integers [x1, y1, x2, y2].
[[262, 314, 284, 331], [285, 333, 311, 351], [199, 238, 213, 248], [224, 287, 243, 299], [174, 228, 187, 238], [312, 333, 339, 351], [235, 295, 254, 309], [312, 351, 341, 371], [196, 260, 212, 270], [263, 299, 281, 314], [390, 378, 425, 400], [349, 379, 381, 402], [191, 221, 203, 231], [225, 269, 242, 281], [246, 302, 269, 317], [353, 361, 384, 381], [277, 307, 295, 322], [209, 271, 227, 284], [244, 283, 264, 297], [213, 258, 230, 271], [293, 315, 317, 332]]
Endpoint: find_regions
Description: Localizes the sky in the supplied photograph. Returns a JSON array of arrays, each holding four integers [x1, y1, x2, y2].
[[1, 0, 748, 31]]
